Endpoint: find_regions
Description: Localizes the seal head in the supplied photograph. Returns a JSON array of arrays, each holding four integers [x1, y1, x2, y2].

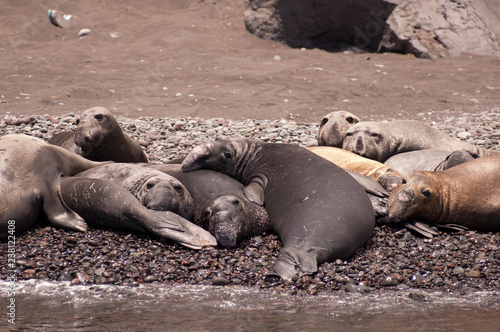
[[318, 111, 360, 147]]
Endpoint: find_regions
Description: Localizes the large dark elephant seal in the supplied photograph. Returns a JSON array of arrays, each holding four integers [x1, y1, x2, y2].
[[307, 146, 402, 192], [317, 111, 360, 147], [147, 164, 270, 248], [60, 177, 216, 249], [386, 155, 500, 231], [384, 149, 479, 174], [181, 137, 375, 280], [48, 107, 148, 163], [75, 163, 194, 220], [342, 120, 497, 162], [0, 134, 103, 238]]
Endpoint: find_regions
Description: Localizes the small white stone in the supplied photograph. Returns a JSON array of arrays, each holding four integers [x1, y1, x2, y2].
[[78, 28, 91, 37], [457, 131, 471, 140], [274, 55, 281, 61]]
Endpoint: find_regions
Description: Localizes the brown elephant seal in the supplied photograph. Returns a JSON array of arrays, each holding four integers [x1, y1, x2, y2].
[[384, 149, 479, 174], [75, 163, 194, 220], [48, 107, 148, 163], [386, 155, 500, 231], [342, 120, 497, 162], [146, 164, 270, 248], [308, 146, 402, 192], [317, 111, 360, 147], [60, 177, 216, 249], [181, 137, 375, 280], [0, 134, 104, 238]]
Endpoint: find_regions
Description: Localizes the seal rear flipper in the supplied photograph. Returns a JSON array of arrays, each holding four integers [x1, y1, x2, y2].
[[141, 211, 217, 249], [44, 185, 88, 232], [269, 247, 318, 281]]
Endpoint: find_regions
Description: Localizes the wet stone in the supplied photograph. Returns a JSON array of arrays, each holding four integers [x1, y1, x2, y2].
[[212, 277, 230, 286], [344, 283, 370, 294]]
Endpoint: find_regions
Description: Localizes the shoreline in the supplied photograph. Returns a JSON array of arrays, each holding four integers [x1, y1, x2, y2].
[[1, 111, 499, 296]]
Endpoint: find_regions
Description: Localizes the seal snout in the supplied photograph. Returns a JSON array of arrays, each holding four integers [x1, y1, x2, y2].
[[397, 188, 415, 203], [181, 144, 211, 172], [209, 210, 240, 248]]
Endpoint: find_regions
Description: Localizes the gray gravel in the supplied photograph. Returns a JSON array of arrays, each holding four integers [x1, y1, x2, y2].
[[1, 110, 499, 296]]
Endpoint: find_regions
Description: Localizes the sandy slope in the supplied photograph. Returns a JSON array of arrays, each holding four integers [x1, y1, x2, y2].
[[1, 0, 499, 123]]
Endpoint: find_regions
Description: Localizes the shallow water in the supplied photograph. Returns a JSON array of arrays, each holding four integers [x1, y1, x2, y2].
[[2, 280, 499, 331]]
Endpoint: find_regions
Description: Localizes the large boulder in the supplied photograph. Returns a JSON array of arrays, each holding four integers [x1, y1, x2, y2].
[[244, 0, 397, 52], [379, 0, 500, 58], [244, 0, 500, 58]]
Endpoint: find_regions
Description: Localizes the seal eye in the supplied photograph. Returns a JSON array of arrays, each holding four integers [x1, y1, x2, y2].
[[203, 210, 210, 218], [320, 118, 328, 127], [95, 113, 104, 121], [370, 133, 381, 139], [345, 132, 353, 137], [232, 199, 240, 206], [173, 185, 183, 193], [346, 116, 355, 124], [401, 178, 407, 185], [146, 182, 155, 189], [223, 152, 232, 159], [422, 189, 431, 198], [75, 119, 80, 125]]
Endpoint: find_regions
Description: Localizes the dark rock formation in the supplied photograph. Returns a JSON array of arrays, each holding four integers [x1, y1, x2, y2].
[[244, 0, 397, 52], [244, 0, 500, 58]]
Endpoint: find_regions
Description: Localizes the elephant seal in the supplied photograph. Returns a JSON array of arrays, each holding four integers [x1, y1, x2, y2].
[[0, 134, 214, 249], [48, 107, 148, 163], [75, 163, 194, 220], [307, 146, 402, 192], [386, 155, 500, 231], [384, 149, 479, 174], [60, 177, 216, 249], [342, 120, 497, 162], [317, 111, 360, 147], [147, 164, 270, 248], [0, 134, 104, 238], [181, 137, 375, 280]]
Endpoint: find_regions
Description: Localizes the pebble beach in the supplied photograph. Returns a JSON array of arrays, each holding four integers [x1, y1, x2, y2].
[[1, 109, 500, 297]]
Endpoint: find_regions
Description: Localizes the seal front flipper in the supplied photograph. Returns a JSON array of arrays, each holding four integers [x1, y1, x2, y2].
[[143, 211, 217, 249], [243, 182, 265, 205], [44, 181, 88, 232], [243, 175, 268, 205], [268, 247, 319, 281]]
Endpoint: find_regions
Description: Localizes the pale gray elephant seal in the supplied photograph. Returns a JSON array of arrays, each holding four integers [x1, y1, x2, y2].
[[181, 137, 375, 280], [343, 120, 497, 162], [0, 134, 103, 237], [75, 163, 194, 220], [384, 149, 479, 174], [48, 107, 148, 163], [0, 134, 214, 249], [147, 164, 270, 248], [60, 177, 216, 249], [386, 155, 500, 232], [317, 111, 360, 147]]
